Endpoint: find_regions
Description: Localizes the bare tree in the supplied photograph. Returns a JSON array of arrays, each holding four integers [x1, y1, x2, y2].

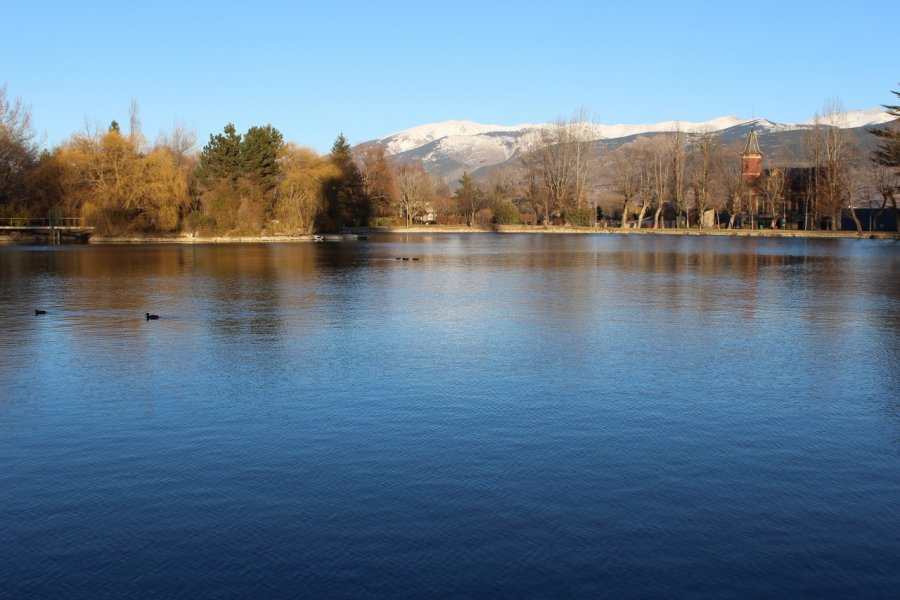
[[669, 129, 688, 227], [760, 166, 787, 228], [688, 128, 719, 228], [843, 145, 870, 234], [868, 161, 899, 231], [604, 139, 644, 228], [716, 141, 745, 229], [820, 99, 850, 230], [156, 120, 198, 167], [649, 134, 672, 228], [394, 161, 433, 228], [0, 84, 40, 208], [356, 144, 396, 217], [803, 115, 823, 229], [518, 130, 550, 226], [528, 109, 600, 224]]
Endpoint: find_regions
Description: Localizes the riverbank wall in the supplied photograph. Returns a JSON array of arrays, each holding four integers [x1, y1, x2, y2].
[[4, 226, 898, 244]]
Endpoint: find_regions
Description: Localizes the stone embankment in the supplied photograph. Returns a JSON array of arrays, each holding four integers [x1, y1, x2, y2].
[[371, 225, 900, 240], [5, 227, 896, 243]]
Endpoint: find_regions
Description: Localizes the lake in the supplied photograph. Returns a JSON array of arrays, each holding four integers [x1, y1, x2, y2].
[[1, 233, 898, 598]]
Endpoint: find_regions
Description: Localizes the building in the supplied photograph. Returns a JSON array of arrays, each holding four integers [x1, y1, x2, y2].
[[736, 131, 894, 231], [738, 130, 764, 228]]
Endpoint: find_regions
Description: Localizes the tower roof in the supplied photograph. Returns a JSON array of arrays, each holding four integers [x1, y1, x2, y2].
[[742, 130, 762, 156]]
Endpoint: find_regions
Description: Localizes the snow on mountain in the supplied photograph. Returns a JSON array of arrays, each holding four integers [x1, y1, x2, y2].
[[378, 120, 541, 155], [587, 115, 750, 139], [800, 107, 895, 128], [366, 109, 891, 182]]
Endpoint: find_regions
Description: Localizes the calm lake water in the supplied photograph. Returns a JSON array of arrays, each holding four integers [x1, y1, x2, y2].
[[1, 234, 899, 598]]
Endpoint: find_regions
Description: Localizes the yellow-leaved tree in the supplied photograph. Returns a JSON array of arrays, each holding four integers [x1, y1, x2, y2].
[[56, 105, 191, 233], [274, 144, 338, 234]]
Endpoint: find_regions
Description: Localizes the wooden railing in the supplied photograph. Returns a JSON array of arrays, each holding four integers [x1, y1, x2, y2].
[[0, 217, 88, 228]]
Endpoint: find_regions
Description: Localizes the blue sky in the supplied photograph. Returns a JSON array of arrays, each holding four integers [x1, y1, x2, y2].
[[2, 0, 897, 152]]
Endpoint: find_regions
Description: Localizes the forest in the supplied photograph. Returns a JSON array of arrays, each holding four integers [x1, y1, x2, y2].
[[1, 85, 898, 235]]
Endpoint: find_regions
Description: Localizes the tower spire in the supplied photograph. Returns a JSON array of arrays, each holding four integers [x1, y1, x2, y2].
[[742, 129, 761, 156]]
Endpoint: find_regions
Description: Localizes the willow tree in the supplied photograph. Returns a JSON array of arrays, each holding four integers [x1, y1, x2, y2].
[[57, 125, 189, 232], [275, 144, 338, 234]]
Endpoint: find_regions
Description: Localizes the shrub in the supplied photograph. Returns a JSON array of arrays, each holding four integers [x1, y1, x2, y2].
[[492, 200, 521, 225], [369, 216, 394, 227], [565, 207, 594, 227], [474, 207, 494, 227]]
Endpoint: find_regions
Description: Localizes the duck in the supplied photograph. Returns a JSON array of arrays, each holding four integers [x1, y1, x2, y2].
[[34, 309, 47, 315], [145, 313, 160, 320]]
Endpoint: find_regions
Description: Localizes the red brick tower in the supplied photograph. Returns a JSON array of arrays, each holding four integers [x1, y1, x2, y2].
[[741, 130, 762, 184], [740, 130, 763, 227]]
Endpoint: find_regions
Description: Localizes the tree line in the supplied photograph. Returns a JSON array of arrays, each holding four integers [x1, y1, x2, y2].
[[1, 86, 898, 234], [604, 101, 900, 230]]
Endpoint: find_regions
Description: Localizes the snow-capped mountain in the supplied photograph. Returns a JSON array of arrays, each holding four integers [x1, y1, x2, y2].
[[800, 107, 893, 129], [361, 108, 895, 183]]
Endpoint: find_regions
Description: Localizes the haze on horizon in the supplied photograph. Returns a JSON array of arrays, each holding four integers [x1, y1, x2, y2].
[[1, 0, 897, 152]]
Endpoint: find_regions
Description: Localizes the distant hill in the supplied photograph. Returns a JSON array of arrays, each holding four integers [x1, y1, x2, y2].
[[357, 108, 895, 184]]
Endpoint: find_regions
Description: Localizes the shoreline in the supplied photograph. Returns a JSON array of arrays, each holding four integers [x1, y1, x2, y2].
[[3, 227, 898, 244]]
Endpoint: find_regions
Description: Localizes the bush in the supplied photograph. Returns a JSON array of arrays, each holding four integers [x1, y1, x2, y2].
[[369, 216, 394, 227], [437, 214, 466, 225], [474, 208, 494, 227], [565, 207, 594, 227], [520, 211, 537, 226], [492, 200, 521, 225], [183, 211, 216, 234]]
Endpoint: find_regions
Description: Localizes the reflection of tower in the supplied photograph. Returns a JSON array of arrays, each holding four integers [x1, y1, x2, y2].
[[741, 131, 762, 228]]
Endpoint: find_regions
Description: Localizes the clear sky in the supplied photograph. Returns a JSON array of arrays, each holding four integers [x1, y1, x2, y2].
[[1, 0, 897, 153]]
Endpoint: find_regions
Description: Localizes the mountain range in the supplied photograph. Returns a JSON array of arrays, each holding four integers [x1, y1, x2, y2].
[[359, 108, 895, 184]]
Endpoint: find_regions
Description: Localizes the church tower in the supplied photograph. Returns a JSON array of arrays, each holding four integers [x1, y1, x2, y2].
[[741, 130, 762, 184], [740, 130, 763, 227]]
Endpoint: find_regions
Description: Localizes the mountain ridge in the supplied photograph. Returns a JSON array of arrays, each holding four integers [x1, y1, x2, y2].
[[359, 108, 895, 183]]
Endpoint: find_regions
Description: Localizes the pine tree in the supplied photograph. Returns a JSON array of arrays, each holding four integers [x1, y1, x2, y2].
[[325, 133, 369, 228], [870, 87, 900, 172], [197, 123, 242, 185], [241, 124, 283, 192], [454, 172, 484, 226]]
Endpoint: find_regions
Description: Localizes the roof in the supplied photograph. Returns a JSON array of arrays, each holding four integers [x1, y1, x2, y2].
[[742, 130, 762, 156]]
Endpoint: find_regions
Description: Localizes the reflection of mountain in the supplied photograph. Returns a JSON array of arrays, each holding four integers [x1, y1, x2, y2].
[[358, 109, 895, 184]]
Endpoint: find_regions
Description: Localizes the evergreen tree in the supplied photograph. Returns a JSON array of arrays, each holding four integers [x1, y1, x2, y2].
[[325, 133, 369, 228], [332, 133, 352, 156], [870, 87, 900, 172], [241, 124, 283, 192], [197, 123, 242, 185], [454, 172, 484, 226]]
